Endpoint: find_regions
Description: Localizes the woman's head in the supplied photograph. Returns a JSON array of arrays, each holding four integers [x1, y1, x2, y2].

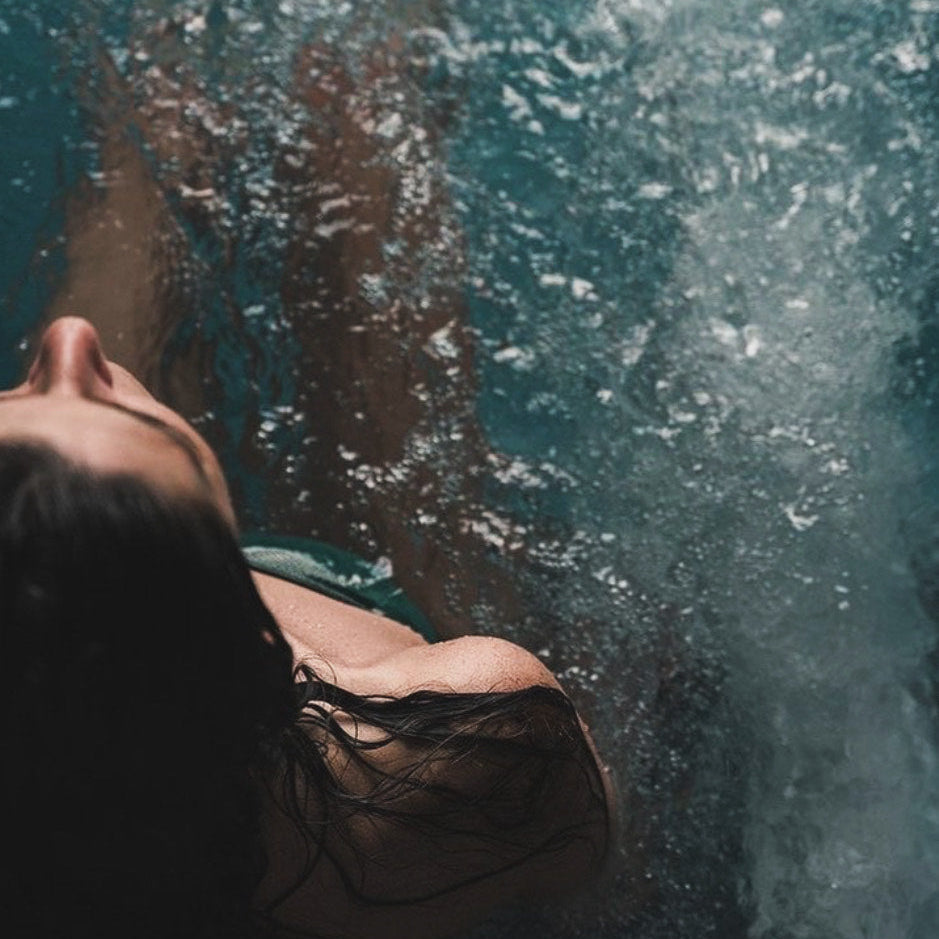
[[0, 320, 297, 936], [0, 316, 236, 527]]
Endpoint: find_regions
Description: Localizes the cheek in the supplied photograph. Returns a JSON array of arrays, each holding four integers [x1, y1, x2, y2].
[[109, 364, 155, 399]]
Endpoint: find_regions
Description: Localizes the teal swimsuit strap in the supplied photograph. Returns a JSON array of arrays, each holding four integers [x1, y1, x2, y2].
[[240, 532, 438, 644]]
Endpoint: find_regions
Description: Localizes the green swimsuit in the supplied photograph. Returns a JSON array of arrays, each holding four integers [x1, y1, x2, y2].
[[240, 532, 438, 644]]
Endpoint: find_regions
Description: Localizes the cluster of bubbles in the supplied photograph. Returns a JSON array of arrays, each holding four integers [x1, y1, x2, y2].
[[417, 1, 939, 937]]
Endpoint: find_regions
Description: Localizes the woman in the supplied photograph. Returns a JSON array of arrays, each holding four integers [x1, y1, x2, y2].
[[1, 316, 615, 938]]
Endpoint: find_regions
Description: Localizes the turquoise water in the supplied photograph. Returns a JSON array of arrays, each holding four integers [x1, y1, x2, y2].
[[2, 1, 939, 937]]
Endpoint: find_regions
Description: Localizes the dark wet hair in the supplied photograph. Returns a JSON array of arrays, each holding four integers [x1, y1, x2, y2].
[[0, 442, 610, 939], [0, 441, 296, 938]]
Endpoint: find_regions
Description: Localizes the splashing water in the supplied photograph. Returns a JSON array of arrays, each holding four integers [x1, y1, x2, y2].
[[1, 0, 938, 937]]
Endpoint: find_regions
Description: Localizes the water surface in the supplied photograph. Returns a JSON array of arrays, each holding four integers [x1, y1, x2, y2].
[[1, 1, 938, 936]]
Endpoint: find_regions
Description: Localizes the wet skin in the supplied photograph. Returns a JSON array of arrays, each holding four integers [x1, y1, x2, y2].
[[0, 316, 235, 526]]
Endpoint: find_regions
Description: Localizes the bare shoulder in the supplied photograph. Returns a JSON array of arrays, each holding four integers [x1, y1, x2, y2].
[[377, 634, 565, 696], [343, 633, 617, 893], [259, 634, 615, 939], [341, 633, 617, 868]]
